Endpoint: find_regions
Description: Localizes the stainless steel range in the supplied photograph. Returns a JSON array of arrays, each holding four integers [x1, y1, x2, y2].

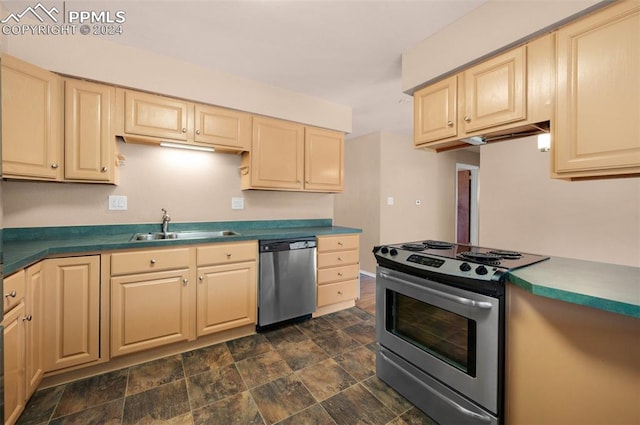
[[373, 240, 548, 425]]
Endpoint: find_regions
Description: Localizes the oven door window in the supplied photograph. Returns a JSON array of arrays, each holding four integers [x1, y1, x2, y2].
[[386, 290, 477, 376]]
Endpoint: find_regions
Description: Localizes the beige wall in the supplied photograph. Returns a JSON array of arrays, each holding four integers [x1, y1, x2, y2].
[[334, 131, 479, 275], [402, 0, 603, 91], [479, 137, 640, 267], [3, 141, 334, 228]]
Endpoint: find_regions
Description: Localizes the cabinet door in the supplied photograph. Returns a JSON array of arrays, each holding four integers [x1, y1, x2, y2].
[[111, 269, 192, 357], [3, 303, 26, 425], [196, 261, 257, 336], [65, 79, 115, 182], [194, 104, 251, 151], [1, 55, 63, 180], [304, 127, 344, 192], [414, 75, 458, 145], [463, 47, 526, 133], [122, 89, 192, 141], [555, 1, 640, 177], [250, 116, 304, 189], [43, 256, 100, 371], [25, 263, 44, 399]]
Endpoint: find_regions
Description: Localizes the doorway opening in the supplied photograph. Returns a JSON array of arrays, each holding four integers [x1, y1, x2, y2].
[[455, 164, 479, 245]]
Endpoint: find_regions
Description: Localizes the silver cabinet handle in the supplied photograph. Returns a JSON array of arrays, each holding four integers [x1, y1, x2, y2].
[[22, 315, 33, 322], [101, 166, 108, 173], [182, 128, 187, 133], [150, 259, 157, 265], [51, 163, 59, 169], [447, 121, 454, 127], [464, 115, 471, 123], [4, 290, 17, 298]]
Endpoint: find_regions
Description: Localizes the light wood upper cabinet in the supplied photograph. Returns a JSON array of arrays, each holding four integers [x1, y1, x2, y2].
[[241, 117, 344, 192], [1, 55, 63, 181], [304, 126, 344, 192], [116, 88, 251, 152], [554, 0, 640, 178], [194, 104, 251, 150], [462, 47, 526, 133], [65, 78, 116, 183], [413, 75, 458, 145], [43, 256, 101, 372]]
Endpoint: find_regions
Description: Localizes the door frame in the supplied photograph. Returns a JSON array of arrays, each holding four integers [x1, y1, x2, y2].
[[455, 163, 479, 245]]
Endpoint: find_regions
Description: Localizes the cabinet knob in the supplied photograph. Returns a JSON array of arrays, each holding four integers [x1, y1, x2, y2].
[[22, 314, 33, 322], [183, 278, 189, 285], [196, 129, 201, 135], [199, 275, 204, 281], [51, 163, 59, 169], [101, 166, 108, 173], [4, 290, 17, 298], [182, 128, 187, 133], [150, 259, 157, 265], [338, 291, 343, 295], [226, 253, 232, 258], [447, 121, 454, 127], [338, 272, 343, 277], [338, 241, 343, 246], [464, 115, 471, 123], [337, 257, 343, 261]]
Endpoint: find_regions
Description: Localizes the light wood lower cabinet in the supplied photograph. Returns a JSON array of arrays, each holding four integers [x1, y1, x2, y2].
[[110, 248, 194, 357], [3, 301, 26, 425], [316, 234, 360, 309], [43, 256, 101, 372], [25, 263, 44, 399]]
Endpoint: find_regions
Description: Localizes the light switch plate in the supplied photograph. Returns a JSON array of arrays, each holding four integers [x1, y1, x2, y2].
[[387, 197, 394, 206], [108, 195, 127, 210], [231, 197, 245, 210]]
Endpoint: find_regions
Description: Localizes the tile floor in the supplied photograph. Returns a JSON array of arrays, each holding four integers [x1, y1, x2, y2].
[[17, 277, 437, 425]]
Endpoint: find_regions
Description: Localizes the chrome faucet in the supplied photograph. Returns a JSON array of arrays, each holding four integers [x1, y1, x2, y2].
[[161, 208, 171, 235]]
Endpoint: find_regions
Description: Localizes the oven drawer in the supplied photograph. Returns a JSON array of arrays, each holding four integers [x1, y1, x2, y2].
[[318, 250, 359, 268], [317, 264, 359, 285], [111, 248, 191, 275], [317, 234, 359, 252], [317, 279, 359, 307], [197, 241, 257, 266], [4, 269, 25, 313]]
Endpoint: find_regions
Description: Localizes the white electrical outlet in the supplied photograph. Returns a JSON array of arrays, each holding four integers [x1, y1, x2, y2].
[[231, 197, 245, 210], [108, 195, 128, 211]]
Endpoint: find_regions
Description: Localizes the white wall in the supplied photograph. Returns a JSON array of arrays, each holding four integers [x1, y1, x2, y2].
[[479, 137, 640, 267], [3, 141, 334, 228], [402, 0, 604, 91]]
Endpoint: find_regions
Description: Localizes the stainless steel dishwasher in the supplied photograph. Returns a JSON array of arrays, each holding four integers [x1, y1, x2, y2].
[[258, 237, 317, 330]]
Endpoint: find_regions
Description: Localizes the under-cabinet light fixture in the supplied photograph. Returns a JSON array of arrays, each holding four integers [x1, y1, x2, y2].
[[537, 133, 551, 152], [160, 142, 215, 152]]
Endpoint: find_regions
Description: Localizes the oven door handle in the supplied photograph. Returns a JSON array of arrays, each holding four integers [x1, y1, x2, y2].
[[380, 272, 493, 309], [380, 350, 494, 424]]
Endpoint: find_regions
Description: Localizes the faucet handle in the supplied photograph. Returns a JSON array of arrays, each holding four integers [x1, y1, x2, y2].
[[161, 208, 171, 221]]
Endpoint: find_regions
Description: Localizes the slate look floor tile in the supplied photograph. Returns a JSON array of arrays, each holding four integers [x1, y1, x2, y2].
[[17, 298, 438, 425]]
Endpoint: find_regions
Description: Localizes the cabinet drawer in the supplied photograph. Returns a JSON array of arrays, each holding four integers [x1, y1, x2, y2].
[[4, 270, 25, 313], [317, 234, 359, 252], [317, 264, 360, 285], [197, 241, 257, 266], [111, 248, 191, 275], [318, 250, 359, 269], [317, 280, 359, 307]]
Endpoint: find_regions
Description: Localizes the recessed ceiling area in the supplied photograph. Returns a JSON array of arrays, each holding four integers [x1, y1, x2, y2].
[[98, 0, 488, 139]]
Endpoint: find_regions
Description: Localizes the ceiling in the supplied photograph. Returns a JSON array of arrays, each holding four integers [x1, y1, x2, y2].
[[102, 0, 488, 139]]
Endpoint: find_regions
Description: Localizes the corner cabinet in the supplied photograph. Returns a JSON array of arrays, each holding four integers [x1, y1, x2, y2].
[[196, 241, 257, 336], [240, 116, 344, 192], [115, 88, 251, 152], [553, 0, 640, 179], [1, 55, 63, 181]]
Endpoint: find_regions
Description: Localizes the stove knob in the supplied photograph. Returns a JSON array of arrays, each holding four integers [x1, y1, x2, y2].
[[459, 262, 472, 272], [475, 265, 488, 275], [389, 248, 398, 256], [381, 246, 389, 254]]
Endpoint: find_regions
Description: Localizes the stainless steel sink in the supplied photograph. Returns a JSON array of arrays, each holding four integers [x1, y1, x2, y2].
[[131, 230, 239, 241]]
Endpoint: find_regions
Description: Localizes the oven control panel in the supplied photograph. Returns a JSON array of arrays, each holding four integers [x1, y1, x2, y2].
[[406, 254, 445, 268]]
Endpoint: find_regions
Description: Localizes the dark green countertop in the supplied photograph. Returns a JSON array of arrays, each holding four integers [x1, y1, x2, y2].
[[508, 256, 640, 319], [3, 219, 361, 276]]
